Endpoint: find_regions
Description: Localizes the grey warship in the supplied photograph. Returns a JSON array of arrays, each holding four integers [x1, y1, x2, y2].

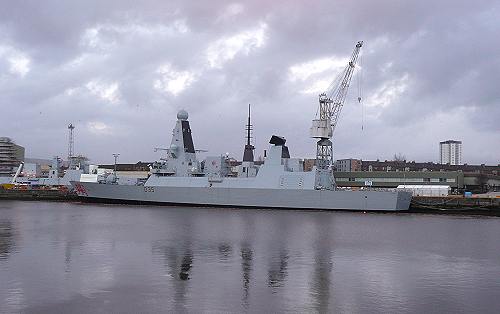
[[72, 109, 411, 211], [71, 41, 412, 211]]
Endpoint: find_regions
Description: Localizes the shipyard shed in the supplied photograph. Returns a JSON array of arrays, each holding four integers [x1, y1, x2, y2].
[[397, 185, 451, 197]]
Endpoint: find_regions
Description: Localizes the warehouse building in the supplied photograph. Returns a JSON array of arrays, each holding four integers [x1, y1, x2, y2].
[[334, 171, 465, 190]]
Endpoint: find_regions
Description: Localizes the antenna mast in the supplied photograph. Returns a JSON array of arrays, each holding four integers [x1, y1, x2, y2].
[[68, 123, 75, 160], [242, 104, 255, 162], [246, 104, 251, 146]]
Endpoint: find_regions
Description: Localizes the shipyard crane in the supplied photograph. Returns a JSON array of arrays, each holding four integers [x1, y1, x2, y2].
[[310, 41, 363, 189]]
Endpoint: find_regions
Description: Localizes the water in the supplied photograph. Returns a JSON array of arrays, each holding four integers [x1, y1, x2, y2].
[[1, 201, 500, 313]]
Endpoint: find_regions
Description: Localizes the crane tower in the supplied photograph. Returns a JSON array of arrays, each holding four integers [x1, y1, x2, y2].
[[310, 41, 363, 189]]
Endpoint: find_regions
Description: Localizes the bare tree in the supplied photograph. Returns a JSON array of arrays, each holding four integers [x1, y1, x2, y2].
[[393, 153, 406, 162]]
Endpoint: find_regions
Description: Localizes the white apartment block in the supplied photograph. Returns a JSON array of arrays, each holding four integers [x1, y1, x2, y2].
[[439, 140, 462, 165]]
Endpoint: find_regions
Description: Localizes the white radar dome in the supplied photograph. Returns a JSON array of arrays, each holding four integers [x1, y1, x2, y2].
[[177, 110, 188, 120]]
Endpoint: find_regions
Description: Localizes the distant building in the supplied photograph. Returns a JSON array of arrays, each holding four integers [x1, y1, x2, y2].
[[22, 163, 42, 177], [334, 159, 362, 172], [335, 171, 464, 189], [13, 144, 24, 162], [24, 158, 52, 177], [355, 159, 499, 193], [0, 137, 25, 176], [440, 140, 462, 165], [396, 185, 451, 197], [360, 159, 498, 175]]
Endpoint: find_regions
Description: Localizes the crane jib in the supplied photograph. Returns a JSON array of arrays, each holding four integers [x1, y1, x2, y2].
[[310, 41, 363, 189]]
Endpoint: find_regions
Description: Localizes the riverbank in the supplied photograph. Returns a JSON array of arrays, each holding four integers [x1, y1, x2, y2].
[[0, 186, 77, 201], [411, 195, 500, 209], [406, 196, 500, 216]]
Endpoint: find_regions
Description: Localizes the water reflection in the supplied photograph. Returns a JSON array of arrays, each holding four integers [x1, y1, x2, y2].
[[309, 216, 334, 313], [240, 243, 253, 307], [179, 250, 193, 281], [64, 241, 73, 274], [0, 221, 15, 261], [310, 253, 333, 313], [152, 241, 194, 312], [268, 250, 289, 289], [152, 243, 193, 278], [217, 243, 232, 262]]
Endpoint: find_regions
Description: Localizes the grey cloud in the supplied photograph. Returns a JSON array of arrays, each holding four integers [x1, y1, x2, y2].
[[0, 0, 498, 164]]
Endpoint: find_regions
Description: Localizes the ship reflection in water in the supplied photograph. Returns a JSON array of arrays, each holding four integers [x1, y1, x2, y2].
[[0, 221, 15, 260], [1, 201, 500, 313]]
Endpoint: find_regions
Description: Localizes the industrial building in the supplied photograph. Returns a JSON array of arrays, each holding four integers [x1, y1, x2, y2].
[[334, 171, 464, 189], [440, 140, 462, 165], [397, 185, 451, 197], [327, 158, 499, 193], [0, 137, 24, 177], [23, 158, 52, 177], [359, 159, 498, 174]]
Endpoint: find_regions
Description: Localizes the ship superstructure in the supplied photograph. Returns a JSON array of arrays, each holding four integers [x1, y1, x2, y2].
[[144, 110, 310, 190], [149, 109, 203, 178]]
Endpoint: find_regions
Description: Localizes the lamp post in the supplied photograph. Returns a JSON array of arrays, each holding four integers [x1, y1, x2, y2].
[[113, 153, 120, 173]]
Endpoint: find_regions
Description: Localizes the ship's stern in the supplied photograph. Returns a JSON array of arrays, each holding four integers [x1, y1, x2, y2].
[[395, 190, 413, 210]]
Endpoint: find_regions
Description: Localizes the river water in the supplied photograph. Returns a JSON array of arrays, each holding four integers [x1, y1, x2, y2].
[[1, 201, 499, 313]]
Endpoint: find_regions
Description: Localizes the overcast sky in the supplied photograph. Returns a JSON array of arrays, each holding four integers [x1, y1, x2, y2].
[[0, 0, 498, 164]]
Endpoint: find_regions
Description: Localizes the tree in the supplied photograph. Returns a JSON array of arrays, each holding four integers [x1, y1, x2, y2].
[[393, 153, 406, 162]]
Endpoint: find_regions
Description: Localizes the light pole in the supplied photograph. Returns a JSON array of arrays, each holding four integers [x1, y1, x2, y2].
[[113, 153, 120, 173]]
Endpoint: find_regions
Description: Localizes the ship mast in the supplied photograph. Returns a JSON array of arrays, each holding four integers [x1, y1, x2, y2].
[[242, 104, 254, 162]]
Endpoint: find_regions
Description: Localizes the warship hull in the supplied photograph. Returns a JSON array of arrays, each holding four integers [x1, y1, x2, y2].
[[73, 182, 411, 211]]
